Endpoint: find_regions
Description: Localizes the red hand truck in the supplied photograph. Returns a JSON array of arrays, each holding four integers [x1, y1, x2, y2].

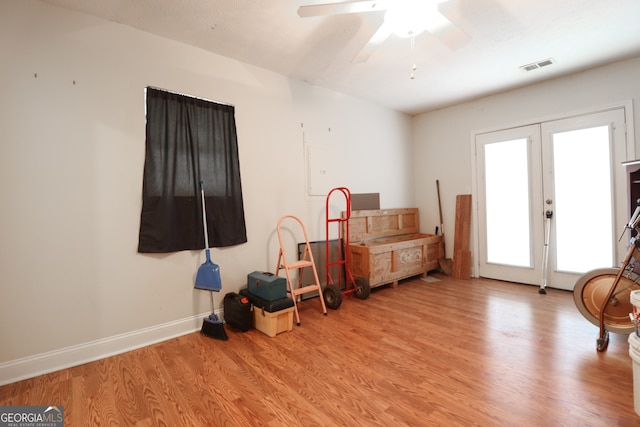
[[323, 187, 371, 309]]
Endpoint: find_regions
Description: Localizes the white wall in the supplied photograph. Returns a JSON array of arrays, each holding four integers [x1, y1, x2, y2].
[[0, 0, 413, 382], [414, 56, 640, 266]]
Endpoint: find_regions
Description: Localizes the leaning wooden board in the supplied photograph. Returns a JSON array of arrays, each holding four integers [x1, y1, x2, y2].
[[452, 194, 472, 279], [343, 208, 442, 288]]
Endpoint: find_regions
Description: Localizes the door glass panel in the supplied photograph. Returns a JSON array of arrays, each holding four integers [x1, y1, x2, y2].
[[484, 138, 531, 267], [552, 126, 613, 272]]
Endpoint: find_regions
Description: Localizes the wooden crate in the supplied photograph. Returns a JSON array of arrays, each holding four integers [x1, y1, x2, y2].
[[344, 208, 441, 288], [347, 208, 420, 241]]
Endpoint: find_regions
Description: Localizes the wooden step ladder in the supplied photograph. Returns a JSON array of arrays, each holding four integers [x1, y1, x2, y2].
[[275, 215, 327, 325]]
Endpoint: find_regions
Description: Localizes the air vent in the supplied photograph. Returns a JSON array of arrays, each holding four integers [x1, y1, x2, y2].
[[520, 58, 555, 72]]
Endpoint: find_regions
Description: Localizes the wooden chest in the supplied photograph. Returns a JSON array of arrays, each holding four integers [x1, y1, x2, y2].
[[343, 208, 441, 288]]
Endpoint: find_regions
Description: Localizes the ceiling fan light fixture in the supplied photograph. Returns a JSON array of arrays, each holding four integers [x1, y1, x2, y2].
[[384, 0, 441, 38]]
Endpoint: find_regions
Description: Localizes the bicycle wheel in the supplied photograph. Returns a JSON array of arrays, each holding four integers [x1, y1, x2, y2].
[[573, 267, 638, 334]]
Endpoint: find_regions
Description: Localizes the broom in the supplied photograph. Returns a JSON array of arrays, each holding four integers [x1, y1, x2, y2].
[[195, 182, 227, 340], [436, 180, 453, 275]]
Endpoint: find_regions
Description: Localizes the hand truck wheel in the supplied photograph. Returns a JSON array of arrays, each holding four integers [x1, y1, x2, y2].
[[354, 277, 371, 300], [323, 284, 342, 310]]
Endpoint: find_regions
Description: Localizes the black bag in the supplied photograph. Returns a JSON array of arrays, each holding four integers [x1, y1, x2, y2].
[[223, 292, 252, 332]]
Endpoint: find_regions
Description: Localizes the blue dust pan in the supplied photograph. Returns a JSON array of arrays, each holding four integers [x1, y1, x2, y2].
[[195, 249, 222, 291]]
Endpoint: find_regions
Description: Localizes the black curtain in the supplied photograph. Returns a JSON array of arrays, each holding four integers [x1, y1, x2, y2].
[[138, 87, 247, 253]]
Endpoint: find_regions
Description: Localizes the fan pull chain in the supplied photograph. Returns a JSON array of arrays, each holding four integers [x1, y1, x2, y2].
[[409, 34, 417, 80]]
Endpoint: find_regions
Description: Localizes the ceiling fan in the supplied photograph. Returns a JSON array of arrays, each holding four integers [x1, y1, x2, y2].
[[297, 0, 471, 63]]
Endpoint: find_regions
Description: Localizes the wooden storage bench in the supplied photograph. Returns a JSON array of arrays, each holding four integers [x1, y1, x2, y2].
[[343, 208, 441, 288]]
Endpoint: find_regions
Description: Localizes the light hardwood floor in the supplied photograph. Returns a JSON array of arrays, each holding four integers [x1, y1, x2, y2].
[[1, 274, 639, 426]]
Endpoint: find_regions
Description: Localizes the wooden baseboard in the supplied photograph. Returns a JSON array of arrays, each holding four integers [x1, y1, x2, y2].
[[0, 310, 220, 386]]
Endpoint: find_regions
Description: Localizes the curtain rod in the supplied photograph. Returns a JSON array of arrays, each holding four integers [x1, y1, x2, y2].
[[145, 86, 234, 107]]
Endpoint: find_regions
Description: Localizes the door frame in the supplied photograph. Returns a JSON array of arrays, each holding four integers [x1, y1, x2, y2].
[[469, 101, 635, 285], [475, 124, 544, 285]]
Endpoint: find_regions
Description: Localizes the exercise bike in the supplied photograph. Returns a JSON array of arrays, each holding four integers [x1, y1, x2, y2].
[[573, 199, 640, 352]]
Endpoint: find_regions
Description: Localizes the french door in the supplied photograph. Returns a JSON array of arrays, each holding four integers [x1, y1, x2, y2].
[[475, 109, 628, 290]]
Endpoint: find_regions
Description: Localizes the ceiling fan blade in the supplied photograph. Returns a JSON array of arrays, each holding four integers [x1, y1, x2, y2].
[[352, 20, 393, 63], [297, 1, 391, 18], [427, 9, 471, 50]]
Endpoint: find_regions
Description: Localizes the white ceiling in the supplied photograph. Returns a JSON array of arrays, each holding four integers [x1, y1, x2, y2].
[[41, 0, 640, 115]]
